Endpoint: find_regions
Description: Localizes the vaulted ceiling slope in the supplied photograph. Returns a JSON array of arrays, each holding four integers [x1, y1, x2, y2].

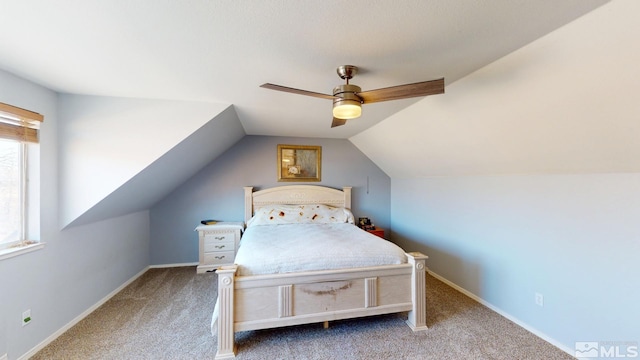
[[58, 96, 244, 229], [351, 0, 639, 178], [0, 1, 608, 139]]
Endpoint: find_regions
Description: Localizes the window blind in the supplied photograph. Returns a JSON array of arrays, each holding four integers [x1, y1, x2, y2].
[[0, 102, 44, 143]]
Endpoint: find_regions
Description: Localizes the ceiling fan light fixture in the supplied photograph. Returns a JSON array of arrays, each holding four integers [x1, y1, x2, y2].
[[332, 84, 362, 120], [333, 100, 361, 119]]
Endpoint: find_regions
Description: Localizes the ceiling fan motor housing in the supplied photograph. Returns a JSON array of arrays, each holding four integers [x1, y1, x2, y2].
[[333, 84, 363, 119]]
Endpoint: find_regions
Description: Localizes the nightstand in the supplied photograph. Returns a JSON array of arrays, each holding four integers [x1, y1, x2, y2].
[[195, 222, 244, 274], [365, 227, 385, 239]]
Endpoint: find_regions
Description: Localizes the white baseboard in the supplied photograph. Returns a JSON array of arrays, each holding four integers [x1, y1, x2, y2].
[[18, 266, 150, 360], [427, 270, 574, 358], [149, 262, 198, 269]]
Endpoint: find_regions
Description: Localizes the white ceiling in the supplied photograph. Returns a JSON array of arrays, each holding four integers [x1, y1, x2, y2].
[[351, 0, 640, 177], [0, 0, 609, 139]]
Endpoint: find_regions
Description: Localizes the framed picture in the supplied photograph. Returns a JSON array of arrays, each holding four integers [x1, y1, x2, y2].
[[277, 144, 321, 182], [358, 217, 371, 228]]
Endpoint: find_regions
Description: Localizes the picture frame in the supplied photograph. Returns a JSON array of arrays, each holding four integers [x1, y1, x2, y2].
[[358, 217, 375, 230], [358, 217, 371, 228], [277, 144, 321, 182]]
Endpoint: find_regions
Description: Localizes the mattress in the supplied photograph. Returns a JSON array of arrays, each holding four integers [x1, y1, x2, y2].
[[234, 223, 407, 276]]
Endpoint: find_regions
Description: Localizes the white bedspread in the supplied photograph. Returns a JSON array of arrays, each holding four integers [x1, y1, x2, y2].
[[235, 223, 407, 276]]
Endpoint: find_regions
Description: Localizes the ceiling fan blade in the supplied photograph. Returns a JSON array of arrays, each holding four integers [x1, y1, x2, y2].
[[260, 83, 336, 100], [331, 117, 347, 128], [358, 78, 444, 104]]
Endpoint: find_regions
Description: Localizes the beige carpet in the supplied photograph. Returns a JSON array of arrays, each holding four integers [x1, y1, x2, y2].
[[32, 267, 572, 359]]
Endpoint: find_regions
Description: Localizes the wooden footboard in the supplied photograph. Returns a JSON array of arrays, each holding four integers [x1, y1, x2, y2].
[[214, 252, 428, 359]]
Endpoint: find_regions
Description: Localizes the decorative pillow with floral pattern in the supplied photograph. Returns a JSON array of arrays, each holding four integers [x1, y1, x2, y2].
[[247, 204, 354, 227]]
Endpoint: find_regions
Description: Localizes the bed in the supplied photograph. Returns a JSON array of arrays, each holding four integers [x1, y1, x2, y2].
[[213, 185, 428, 359]]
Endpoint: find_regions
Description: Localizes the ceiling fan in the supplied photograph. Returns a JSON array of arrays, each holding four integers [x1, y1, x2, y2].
[[260, 65, 444, 128]]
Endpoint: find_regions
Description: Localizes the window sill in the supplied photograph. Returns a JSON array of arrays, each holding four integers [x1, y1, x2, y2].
[[0, 242, 45, 261]]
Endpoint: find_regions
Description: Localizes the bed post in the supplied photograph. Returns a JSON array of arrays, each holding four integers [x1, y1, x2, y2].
[[342, 186, 352, 209], [244, 186, 253, 224], [405, 252, 428, 331], [215, 265, 238, 359]]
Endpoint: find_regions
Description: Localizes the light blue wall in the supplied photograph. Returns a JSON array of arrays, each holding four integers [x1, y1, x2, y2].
[[0, 69, 150, 359], [149, 135, 391, 265], [390, 174, 640, 351]]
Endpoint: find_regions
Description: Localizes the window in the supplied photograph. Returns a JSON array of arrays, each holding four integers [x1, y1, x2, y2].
[[0, 139, 25, 245], [0, 102, 43, 258]]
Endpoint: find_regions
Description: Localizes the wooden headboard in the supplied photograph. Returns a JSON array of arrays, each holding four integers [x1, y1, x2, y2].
[[243, 185, 352, 223]]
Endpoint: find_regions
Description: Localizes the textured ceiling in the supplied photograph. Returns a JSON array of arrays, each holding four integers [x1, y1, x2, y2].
[[0, 0, 608, 139]]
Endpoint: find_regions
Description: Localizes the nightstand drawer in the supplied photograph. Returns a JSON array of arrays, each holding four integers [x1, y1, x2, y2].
[[204, 240, 234, 252], [204, 251, 235, 265], [203, 232, 234, 243]]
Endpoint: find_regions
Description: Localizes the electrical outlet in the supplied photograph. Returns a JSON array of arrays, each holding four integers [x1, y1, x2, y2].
[[22, 309, 32, 326], [535, 293, 544, 307]]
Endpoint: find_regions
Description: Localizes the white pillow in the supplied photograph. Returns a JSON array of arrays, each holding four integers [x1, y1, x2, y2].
[[247, 204, 354, 227]]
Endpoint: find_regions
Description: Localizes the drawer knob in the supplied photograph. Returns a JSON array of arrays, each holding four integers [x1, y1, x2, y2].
[[215, 255, 226, 259], [215, 245, 226, 249], [214, 236, 225, 240]]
